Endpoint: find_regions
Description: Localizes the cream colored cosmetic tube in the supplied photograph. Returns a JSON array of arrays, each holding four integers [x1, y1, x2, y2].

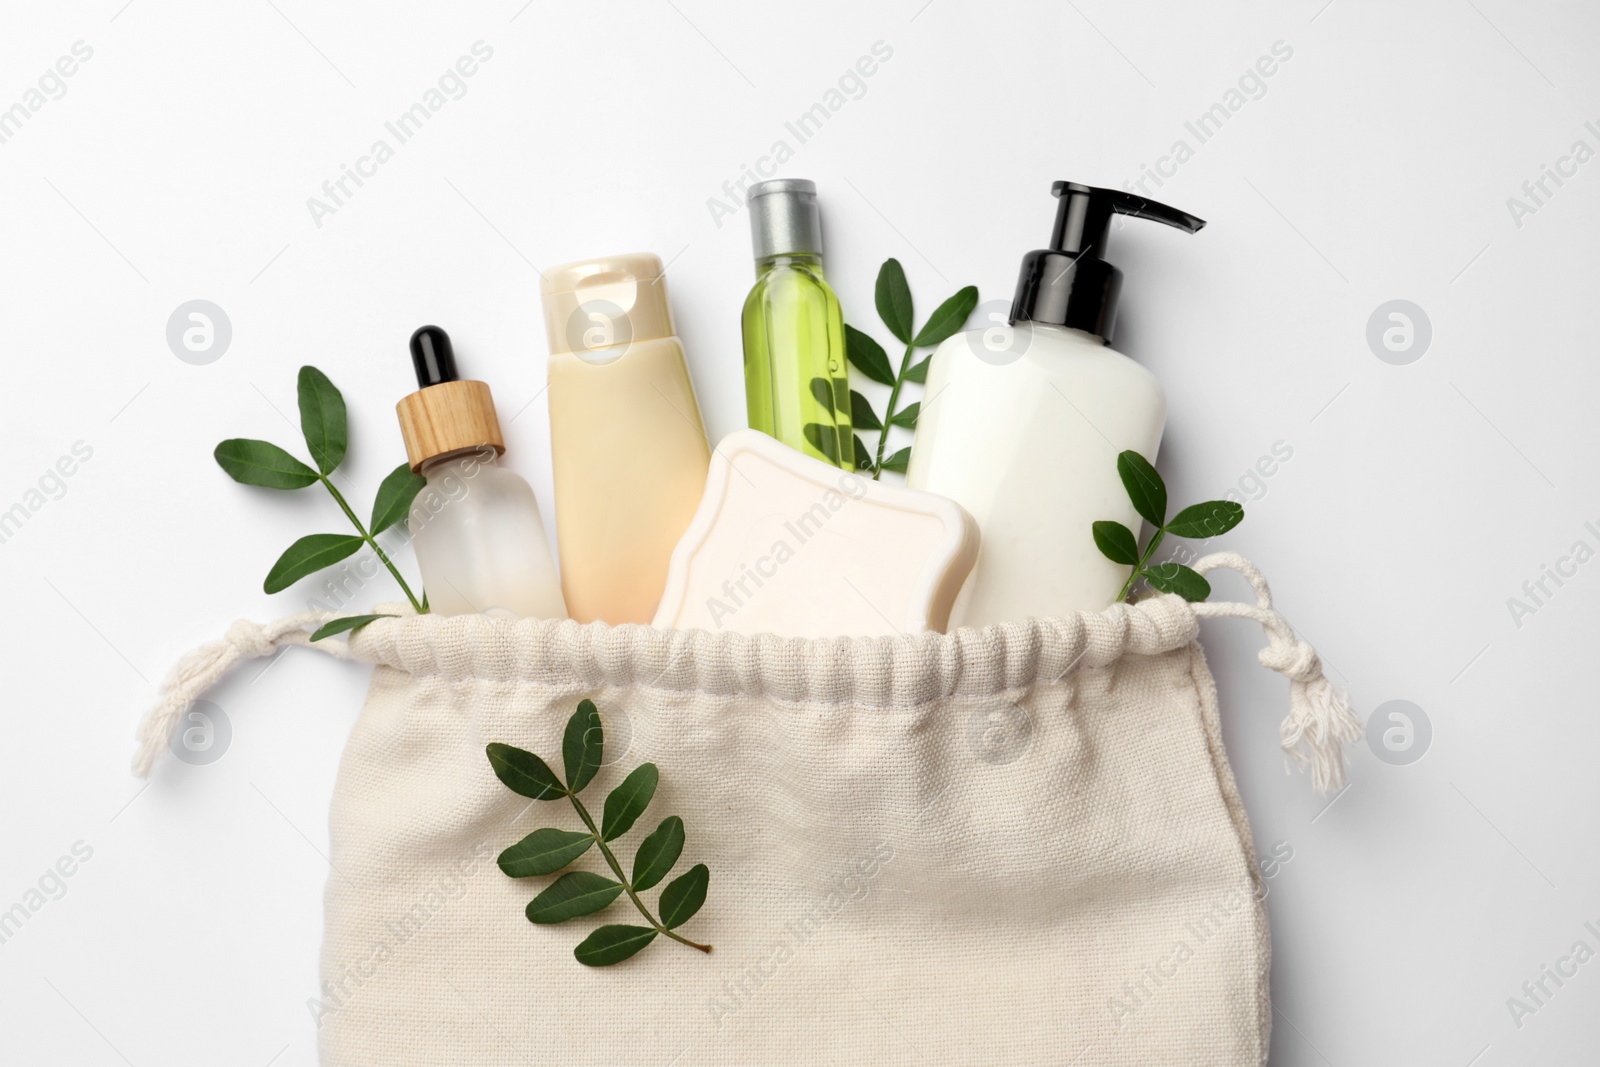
[[542, 253, 711, 624]]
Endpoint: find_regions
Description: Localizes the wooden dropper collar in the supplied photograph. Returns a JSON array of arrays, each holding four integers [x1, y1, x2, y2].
[[395, 326, 505, 473]]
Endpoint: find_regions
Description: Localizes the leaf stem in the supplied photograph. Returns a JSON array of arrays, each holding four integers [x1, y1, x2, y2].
[[1116, 569, 1139, 603], [566, 791, 711, 954], [1117, 525, 1168, 602], [319, 474, 426, 614], [873, 340, 917, 480]]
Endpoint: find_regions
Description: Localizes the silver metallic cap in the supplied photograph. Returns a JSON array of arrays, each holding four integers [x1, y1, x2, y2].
[[748, 178, 824, 259]]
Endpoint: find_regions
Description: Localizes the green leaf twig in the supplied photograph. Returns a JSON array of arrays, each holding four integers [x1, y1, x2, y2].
[[487, 699, 712, 966], [214, 366, 428, 613], [836, 259, 978, 479], [1093, 450, 1244, 602]]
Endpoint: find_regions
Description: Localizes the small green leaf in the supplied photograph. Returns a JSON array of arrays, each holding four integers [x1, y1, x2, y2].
[[881, 447, 911, 474], [485, 743, 566, 801], [632, 816, 685, 891], [562, 700, 604, 794], [1116, 451, 1167, 528], [850, 390, 883, 432], [1092, 521, 1140, 565], [912, 285, 979, 348], [809, 377, 833, 411], [214, 439, 318, 490], [903, 357, 931, 384], [601, 763, 659, 842], [498, 827, 594, 878], [370, 463, 427, 535], [263, 533, 364, 594], [574, 924, 657, 966], [309, 613, 396, 642], [297, 366, 347, 475], [525, 871, 624, 924], [1165, 500, 1246, 539], [845, 325, 895, 386], [853, 435, 875, 473], [658, 863, 709, 929], [888, 401, 920, 429], [875, 258, 914, 344], [1143, 562, 1212, 602], [802, 423, 841, 465]]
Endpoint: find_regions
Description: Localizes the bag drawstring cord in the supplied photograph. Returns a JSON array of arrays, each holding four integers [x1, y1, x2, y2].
[[132, 612, 347, 778], [133, 559, 1361, 791], [1190, 552, 1363, 794]]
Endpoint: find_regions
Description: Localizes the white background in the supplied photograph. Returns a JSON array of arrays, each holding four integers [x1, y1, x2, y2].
[[1, 0, 1597, 1063]]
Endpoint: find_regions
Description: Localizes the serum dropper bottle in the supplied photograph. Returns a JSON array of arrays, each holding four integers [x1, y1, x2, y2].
[[395, 326, 566, 619]]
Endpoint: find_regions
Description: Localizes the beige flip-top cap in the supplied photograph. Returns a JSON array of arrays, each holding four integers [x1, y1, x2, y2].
[[395, 325, 506, 473], [541, 252, 674, 359]]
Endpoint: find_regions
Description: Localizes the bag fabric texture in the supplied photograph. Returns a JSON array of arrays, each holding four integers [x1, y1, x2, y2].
[[134, 553, 1360, 1066]]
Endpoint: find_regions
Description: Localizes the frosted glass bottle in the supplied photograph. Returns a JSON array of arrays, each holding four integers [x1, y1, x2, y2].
[[411, 448, 565, 619], [396, 325, 567, 620]]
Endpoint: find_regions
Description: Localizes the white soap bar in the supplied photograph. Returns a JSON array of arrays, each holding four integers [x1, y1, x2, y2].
[[653, 429, 979, 637]]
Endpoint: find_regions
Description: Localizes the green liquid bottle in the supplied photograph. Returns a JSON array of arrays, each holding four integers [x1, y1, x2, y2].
[[741, 179, 853, 470]]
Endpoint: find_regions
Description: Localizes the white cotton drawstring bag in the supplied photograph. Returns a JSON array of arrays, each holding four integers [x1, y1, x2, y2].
[[134, 552, 1360, 1067]]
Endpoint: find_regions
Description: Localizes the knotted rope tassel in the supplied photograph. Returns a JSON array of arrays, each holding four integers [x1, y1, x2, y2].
[[132, 612, 347, 778], [1191, 553, 1363, 794]]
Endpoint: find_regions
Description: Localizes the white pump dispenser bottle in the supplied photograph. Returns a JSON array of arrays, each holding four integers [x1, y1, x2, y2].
[[906, 182, 1204, 625]]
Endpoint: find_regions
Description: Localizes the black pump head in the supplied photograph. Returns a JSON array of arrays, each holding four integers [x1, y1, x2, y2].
[[409, 325, 459, 387], [1010, 181, 1205, 343]]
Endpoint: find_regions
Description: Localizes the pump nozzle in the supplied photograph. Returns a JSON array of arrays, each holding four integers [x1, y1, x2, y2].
[[1012, 181, 1205, 343]]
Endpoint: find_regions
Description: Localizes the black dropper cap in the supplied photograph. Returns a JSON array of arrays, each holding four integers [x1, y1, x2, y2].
[[409, 325, 459, 387], [1010, 182, 1205, 343]]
